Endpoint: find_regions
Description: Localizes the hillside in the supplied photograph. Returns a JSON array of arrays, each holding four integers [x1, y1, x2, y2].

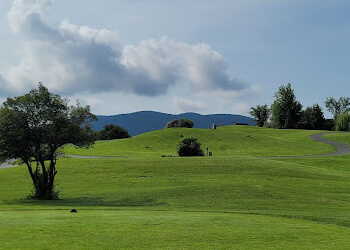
[[92, 111, 254, 136], [65, 126, 334, 157], [2, 127, 350, 248]]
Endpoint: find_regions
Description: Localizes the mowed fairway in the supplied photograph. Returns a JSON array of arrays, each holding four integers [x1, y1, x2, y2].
[[1, 126, 350, 249], [324, 132, 350, 146]]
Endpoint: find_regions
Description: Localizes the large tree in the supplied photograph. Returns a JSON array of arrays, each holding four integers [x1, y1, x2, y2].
[[301, 104, 325, 130], [325, 97, 350, 119], [335, 112, 350, 131], [270, 83, 302, 129], [249, 104, 270, 127], [0, 84, 97, 199], [99, 124, 130, 140]]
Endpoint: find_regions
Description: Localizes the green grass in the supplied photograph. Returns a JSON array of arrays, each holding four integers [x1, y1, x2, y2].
[[2, 210, 350, 249], [324, 132, 350, 145], [1, 126, 350, 249], [65, 126, 334, 157]]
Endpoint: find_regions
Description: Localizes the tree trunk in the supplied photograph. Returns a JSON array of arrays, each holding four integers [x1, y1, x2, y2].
[[25, 159, 58, 200]]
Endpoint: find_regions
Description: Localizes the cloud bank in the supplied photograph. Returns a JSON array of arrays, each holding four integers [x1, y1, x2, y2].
[[1, 0, 249, 98]]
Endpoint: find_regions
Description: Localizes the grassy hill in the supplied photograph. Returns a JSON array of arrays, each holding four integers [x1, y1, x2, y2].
[[65, 125, 334, 157], [1, 126, 350, 249]]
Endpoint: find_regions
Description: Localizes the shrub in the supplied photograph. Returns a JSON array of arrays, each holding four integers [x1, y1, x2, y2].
[[181, 118, 194, 128], [166, 118, 194, 128], [99, 124, 130, 140], [177, 137, 205, 157]]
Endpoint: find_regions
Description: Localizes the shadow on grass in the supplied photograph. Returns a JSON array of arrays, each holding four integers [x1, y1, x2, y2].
[[4, 196, 166, 208]]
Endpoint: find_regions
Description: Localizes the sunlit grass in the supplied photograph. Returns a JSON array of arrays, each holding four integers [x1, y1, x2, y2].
[[1, 154, 350, 248], [1, 127, 350, 248], [1, 210, 350, 249], [65, 126, 334, 157], [324, 132, 350, 146]]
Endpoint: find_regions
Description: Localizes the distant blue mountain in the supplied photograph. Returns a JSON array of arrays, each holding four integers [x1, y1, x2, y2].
[[92, 111, 254, 136]]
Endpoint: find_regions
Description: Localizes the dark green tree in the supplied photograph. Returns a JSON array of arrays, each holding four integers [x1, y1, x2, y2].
[[249, 104, 270, 127], [0, 84, 97, 199], [166, 118, 194, 128], [99, 124, 130, 140], [270, 83, 302, 129], [301, 104, 325, 130], [325, 97, 350, 119], [177, 137, 204, 157], [180, 118, 194, 128]]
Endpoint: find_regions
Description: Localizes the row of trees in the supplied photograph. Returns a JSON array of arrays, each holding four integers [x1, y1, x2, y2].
[[250, 83, 350, 131]]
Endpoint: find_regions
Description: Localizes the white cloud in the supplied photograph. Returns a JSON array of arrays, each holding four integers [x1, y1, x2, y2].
[[172, 97, 206, 113], [121, 37, 247, 94], [1, 0, 250, 99]]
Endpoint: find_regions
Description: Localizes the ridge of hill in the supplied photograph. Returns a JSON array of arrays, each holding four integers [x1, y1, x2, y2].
[[93, 111, 254, 136], [65, 126, 335, 158]]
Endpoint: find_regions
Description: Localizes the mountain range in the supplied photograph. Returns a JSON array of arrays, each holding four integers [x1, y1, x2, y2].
[[92, 111, 254, 136]]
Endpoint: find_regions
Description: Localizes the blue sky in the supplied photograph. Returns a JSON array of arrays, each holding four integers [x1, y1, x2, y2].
[[0, 0, 349, 117]]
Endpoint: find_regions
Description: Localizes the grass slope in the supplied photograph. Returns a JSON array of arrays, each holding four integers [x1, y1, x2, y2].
[[65, 126, 335, 157], [324, 133, 350, 145], [1, 127, 350, 249]]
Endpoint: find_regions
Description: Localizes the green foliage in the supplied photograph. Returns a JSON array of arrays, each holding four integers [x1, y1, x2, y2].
[[325, 97, 350, 118], [99, 124, 130, 140], [0, 83, 96, 199], [177, 137, 204, 156], [180, 118, 194, 128], [166, 118, 194, 128], [249, 104, 270, 127], [301, 104, 325, 130], [271, 83, 302, 129], [335, 112, 350, 131]]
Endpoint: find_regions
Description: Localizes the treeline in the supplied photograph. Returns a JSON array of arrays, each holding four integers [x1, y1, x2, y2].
[[250, 83, 350, 131]]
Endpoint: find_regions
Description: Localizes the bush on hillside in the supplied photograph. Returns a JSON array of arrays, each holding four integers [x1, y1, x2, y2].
[[99, 124, 130, 140], [166, 118, 194, 128], [177, 137, 205, 157]]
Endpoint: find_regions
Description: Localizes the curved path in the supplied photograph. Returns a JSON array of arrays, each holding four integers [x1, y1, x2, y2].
[[64, 154, 123, 159], [1, 132, 350, 169], [262, 132, 350, 159], [0, 159, 18, 169], [308, 133, 350, 157]]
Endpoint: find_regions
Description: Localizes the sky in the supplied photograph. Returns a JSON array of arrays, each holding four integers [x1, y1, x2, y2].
[[0, 0, 349, 117]]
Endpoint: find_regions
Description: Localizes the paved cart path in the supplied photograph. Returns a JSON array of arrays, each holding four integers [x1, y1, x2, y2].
[[260, 132, 350, 159], [308, 133, 350, 157], [0, 159, 18, 169], [1, 132, 350, 169]]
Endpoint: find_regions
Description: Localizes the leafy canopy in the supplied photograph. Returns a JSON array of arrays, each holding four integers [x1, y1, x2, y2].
[[271, 83, 302, 129], [335, 112, 350, 131], [250, 104, 270, 127], [325, 97, 350, 119], [99, 124, 130, 140], [0, 84, 97, 199], [177, 137, 205, 157], [301, 104, 325, 130]]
